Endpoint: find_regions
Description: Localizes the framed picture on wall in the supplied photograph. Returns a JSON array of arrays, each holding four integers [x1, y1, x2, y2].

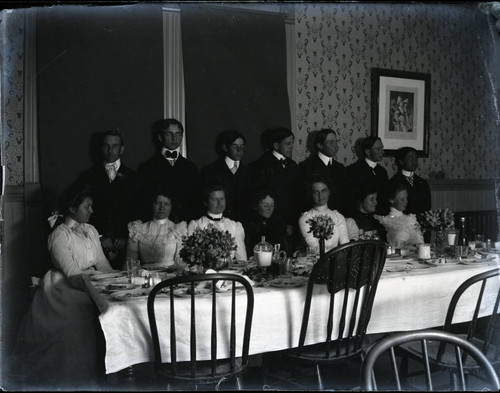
[[371, 68, 430, 157]]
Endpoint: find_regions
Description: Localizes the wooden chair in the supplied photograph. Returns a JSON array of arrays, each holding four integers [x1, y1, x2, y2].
[[264, 240, 387, 390], [360, 330, 500, 391], [396, 268, 500, 386], [147, 273, 254, 390]]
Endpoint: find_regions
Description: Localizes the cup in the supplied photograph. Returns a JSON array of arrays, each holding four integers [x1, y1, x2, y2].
[[279, 258, 292, 275], [306, 245, 319, 262], [126, 259, 140, 278], [418, 244, 431, 260], [446, 229, 458, 246], [458, 245, 469, 258], [151, 272, 162, 287]]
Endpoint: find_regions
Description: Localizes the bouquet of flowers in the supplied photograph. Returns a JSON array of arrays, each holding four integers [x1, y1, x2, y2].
[[306, 214, 335, 240], [180, 224, 236, 269], [419, 209, 455, 232]]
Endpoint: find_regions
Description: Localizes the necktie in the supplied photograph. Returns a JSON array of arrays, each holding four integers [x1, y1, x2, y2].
[[405, 175, 414, 186], [164, 150, 178, 159], [231, 161, 238, 174], [280, 158, 287, 168], [327, 159, 332, 167], [105, 164, 116, 182]]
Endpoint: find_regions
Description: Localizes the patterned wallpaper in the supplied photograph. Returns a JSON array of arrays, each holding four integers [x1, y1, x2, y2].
[[293, 3, 499, 179], [1, 10, 24, 186]]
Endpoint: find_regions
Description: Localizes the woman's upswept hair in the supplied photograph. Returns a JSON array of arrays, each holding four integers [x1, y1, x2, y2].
[[58, 182, 93, 216]]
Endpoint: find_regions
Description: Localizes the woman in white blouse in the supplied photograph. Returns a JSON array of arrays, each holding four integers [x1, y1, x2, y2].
[[126, 186, 187, 267], [188, 184, 247, 260], [375, 179, 424, 248], [299, 174, 349, 253]]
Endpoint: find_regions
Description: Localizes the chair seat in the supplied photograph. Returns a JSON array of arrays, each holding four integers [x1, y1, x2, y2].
[[158, 357, 245, 384], [279, 339, 365, 364], [398, 334, 498, 371]]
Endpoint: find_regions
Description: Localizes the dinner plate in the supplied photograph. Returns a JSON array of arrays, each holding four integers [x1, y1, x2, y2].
[[110, 287, 153, 300], [90, 271, 127, 281], [385, 265, 407, 272], [424, 259, 460, 266], [267, 277, 308, 288], [104, 283, 140, 293], [459, 258, 486, 265]]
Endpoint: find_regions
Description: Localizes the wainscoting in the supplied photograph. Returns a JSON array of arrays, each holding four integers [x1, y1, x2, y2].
[[429, 179, 499, 241]]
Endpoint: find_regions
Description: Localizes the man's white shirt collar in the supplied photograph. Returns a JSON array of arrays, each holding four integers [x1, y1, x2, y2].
[[318, 151, 332, 166], [365, 158, 377, 169], [272, 150, 286, 161], [161, 147, 180, 159], [402, 170, 414, 177], [225, 156, 238, 170], [104, 158, 121, 171]]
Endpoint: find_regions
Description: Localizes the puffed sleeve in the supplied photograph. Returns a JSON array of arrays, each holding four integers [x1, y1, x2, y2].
[[298, 213, 317, 249], [345, 218, 360, 241], [407, 214, 424, 245], [172, 221, 188, 260], [48, 228, 83, 286], [336, 213, 350, 245], [125, 220, 141, 263], [234, 221, 248, 260], [187, 219, 199, 235]]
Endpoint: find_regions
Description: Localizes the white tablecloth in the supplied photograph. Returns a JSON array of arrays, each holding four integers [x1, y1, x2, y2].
[[84, 260, 500, 374]]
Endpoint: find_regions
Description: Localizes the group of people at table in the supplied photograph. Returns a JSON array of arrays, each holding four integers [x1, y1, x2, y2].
[[11, 118, 432, 388]]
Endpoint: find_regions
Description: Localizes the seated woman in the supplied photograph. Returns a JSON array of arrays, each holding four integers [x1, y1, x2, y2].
[[12, 182, 113, 389], [345, 182, 387, 241], [126, 185, 187, 267], [188, 184, 247, 260], [243, 189, 289, 256], [375, 178, 424, 248], [298, 174, 349, 253]]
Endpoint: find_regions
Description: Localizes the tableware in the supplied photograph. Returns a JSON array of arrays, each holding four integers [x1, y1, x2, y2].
[[131, 276, 146, 286], [458, 245, 468, 258], [468, 240, 476, 251], [90, 271, 127, 281], [306, 245, 319, 262], [424, 258, 459, 266], [104, 283, 140, 293], [279, 258, 292, 275], [126, 259, 141, 278], [447, 229, 458, 246], [418, 244, 431, 260], [400, 248, 411, 257], [267, 276, 308, 288], [172, 287, 213, 297], [385, 265, 407, 272], [110, 287, 153, 300]]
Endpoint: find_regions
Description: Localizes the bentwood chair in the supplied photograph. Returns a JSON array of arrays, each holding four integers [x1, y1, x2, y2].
[[264, 240, 387, 390], [361, 330, 500, 391], [147, 273, 254, 390], [396, 268, 500, 387]]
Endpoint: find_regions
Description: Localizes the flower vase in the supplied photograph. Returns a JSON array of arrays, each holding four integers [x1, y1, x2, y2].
[[319, 238, 326, 260], [431, 230, 446, 257]]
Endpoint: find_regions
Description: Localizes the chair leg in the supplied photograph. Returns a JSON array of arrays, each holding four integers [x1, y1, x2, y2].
[[400, 355, 409, 388], [315, 364, 324, 390], [235, 376, 243, 390]]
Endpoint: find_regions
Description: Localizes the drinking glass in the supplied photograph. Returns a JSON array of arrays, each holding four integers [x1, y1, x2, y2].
[[306, 245, 319, 262], [475, 235, 485, 249], [446, 229, 458, 246], [468, 240, 476, 251], [126, 259, 140, 278], [459, 245, 469, 258]]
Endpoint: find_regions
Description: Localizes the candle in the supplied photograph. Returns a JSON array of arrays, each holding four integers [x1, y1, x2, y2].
[[418, 244, 431, 260]]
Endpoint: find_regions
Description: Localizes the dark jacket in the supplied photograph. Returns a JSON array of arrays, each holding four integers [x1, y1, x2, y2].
[[391, 172, 431, 218], [243, 212, 289, 257], [297, 154, 346, 213], [77, 163, 138, 240], [349, 210, 387, 242], [248, 152, 299, 226], [200, 158, 251, 221], [137, 152, 202, 222]]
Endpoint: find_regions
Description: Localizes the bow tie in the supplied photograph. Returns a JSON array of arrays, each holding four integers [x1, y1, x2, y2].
[[164, 150, 178, 159], [206, 215, 222, 222]]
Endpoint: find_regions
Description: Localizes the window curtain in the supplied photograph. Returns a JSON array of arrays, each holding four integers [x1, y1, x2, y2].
[[180, 5, 291, 168]]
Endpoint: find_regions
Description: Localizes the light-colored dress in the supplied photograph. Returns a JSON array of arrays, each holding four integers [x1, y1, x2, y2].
[[375, 207, 424, 247], [126, 218, 187, 266], [187, 216, 248, 261], [299, 205, 350, 253], [12, 219, 113, 389]]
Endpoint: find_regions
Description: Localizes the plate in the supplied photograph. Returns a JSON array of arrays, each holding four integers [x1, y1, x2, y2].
[[104, 283, 140, 293], [425, 259, 460, 266], [90, 271, 127, 280], [268, 277, 308, 288], [385, 266, 407, 272], [172, 287, 213, 297], [459, 258, 486, 265], [110, 287, 152, 300]]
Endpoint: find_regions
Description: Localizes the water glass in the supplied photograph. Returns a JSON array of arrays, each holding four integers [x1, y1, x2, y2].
[[306, 245, 319, 262], [468, 240, 476, 251], [459, 245, 469, 258], [126, 259, 140, 278], [279, 258, 292, 275]]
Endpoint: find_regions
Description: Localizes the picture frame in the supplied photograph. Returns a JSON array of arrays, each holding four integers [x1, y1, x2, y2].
[[371, 68, 431, 157]]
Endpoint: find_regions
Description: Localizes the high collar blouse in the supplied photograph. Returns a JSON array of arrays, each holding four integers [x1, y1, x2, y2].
[[375, 208, 424, 247]]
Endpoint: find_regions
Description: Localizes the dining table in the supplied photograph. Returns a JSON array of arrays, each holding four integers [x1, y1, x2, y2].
[[83, 251, 500, 375]]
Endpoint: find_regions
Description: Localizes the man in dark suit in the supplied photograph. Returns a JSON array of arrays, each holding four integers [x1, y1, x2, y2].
[[391, 146, 431, 217], [297, 129, 346, 214], [249, 127, 299, 249], [345, 136, 388, 214], [78, 130, 138, 269], [200, 130, 250, 221], [137, 118, 201, 223]]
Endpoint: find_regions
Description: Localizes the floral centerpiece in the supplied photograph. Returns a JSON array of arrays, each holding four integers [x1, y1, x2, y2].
[[419, 209, 455, 257], [419, 209, 455, 233], [180, 224, 236, 271], [306, 214, 335, 258]]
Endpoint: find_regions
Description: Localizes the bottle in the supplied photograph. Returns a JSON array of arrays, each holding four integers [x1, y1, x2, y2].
[[459, 217, 467, 246], [253, 236, 273, 267]]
